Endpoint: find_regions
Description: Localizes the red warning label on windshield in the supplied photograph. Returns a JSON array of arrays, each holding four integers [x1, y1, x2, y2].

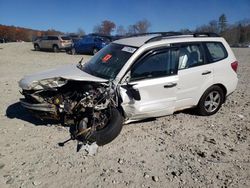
[[102, 54, 112, 63]]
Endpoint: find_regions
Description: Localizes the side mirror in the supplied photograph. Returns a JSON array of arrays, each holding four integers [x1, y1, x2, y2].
[[121, 83, 141, 101], [129, 86, 141, 101]]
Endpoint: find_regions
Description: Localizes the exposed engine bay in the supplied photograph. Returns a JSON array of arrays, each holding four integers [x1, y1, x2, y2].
[[20, 80, 123, 146]]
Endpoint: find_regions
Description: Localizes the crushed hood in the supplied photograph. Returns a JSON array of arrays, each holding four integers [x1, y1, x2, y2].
[[19, 64, 108, 90]]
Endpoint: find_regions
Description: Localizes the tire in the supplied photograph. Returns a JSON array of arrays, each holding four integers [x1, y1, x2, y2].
[[93, 48, 98, 55], [94, 108, 123, 146], [53, 45, 59, 53], [197, 85, 225, 116], [71, 48, 76, 55], [34, 44, 40, 51]]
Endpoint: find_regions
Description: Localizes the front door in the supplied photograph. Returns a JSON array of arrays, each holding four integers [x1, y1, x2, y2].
[[120, 48, 179, 120]]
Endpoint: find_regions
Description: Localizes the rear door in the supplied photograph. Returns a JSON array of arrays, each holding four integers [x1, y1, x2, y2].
[[121, 48, 179, 120], [174, 42, 214, 110], [39, 36, 48, 48]]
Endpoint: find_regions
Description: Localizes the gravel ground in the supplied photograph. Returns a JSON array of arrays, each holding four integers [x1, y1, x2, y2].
[[0, 42, 249, 188]]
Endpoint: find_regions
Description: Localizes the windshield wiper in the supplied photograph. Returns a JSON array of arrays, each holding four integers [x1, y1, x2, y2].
[[77, 57, 84, 69]]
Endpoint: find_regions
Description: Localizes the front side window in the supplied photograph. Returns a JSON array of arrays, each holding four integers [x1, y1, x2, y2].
[[130, 49, 178, 81], [205, 42, 227, 62]]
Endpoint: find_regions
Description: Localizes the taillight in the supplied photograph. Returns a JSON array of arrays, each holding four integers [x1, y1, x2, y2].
[[231, 61, 238, 73]]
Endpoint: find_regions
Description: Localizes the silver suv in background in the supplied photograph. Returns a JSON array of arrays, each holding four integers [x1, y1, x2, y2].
[[33, 35, 72, 52]]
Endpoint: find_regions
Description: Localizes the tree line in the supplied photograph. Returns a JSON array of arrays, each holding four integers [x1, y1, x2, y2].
[[195, 14, 250, 46], [0, 25, 63, 42], [0, 15, 250, 46]]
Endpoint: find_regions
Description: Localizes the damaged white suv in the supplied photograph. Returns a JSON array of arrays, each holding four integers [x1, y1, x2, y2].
[[19, 32, 238, 146]]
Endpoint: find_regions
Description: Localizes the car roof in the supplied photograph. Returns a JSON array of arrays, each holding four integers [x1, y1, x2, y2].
[[114, 35, 159, 47], [113, 32, 222, 47]]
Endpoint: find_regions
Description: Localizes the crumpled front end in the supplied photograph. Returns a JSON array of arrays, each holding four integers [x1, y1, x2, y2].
[[19, 76, 123, 145]]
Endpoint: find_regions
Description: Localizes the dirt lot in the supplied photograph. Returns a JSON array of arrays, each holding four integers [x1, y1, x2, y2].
[[0, 42, 249, 188]]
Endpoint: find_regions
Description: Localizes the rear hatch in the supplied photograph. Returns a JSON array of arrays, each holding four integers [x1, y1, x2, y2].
[[60, 36, 72, 47]]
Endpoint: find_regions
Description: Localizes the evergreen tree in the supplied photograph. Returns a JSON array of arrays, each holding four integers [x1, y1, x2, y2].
[[219, 14, 227, 33]]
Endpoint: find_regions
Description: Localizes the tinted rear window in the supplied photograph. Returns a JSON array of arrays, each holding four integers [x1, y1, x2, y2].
[[205, 42, 227, 62], [48, 36, 58, 40], [61, 36, 71, 40]]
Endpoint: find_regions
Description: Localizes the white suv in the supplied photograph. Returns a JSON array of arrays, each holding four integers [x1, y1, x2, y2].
[[19, 32, 238, 146]]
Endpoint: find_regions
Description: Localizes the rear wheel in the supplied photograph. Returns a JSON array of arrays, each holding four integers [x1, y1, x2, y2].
[[197, 85, 225, 116], [53, 45, 59, 53], [34, 44, 40, 51]]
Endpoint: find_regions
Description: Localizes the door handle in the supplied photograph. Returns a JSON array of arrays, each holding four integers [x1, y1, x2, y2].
[[202, 71, 212, 75], [164, 83, 177, 88]]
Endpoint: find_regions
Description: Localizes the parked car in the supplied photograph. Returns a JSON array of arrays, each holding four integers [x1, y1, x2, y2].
[[0, 38, 6, 43], [67, 34, 83, 44], [70, 35, 110, 55], [19, 32, 238, 146], [33, 35, 72, 52]]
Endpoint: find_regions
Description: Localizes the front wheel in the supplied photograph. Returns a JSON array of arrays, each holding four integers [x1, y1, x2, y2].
[[197, 85, 225, 116], [73, 108, 124, 146], [71, 47, 76, 55], [93, 48, 98, 55], [53, 45, 59, 53]]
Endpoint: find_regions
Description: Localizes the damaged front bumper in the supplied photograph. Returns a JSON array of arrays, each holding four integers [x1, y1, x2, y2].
[[20, 99, 57, 112]]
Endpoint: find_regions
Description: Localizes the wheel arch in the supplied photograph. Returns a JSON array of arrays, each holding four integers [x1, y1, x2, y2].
[[213, 83, 227, 102], [198, 83, 227, 104], [52, 44, 59, 48]]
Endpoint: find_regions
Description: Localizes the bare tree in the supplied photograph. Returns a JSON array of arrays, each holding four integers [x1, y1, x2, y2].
[[93, 24, 102, 34], [93, 20, 116, 35], [179, 29, 192, 34], [127, 25, 137, 35], [134, 19, 151, 33], [101, 20, 116, 35], [77, 28, 85, 36], [127, 19, 151, 35], [116, 25, 126, 36], [196, 20, 219, 33]]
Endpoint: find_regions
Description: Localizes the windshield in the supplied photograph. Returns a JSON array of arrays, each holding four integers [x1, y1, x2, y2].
[[79, 43, 137, 80]]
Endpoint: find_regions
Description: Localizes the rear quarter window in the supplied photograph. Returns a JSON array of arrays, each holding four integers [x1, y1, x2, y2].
[[205, 42, 228, 62]]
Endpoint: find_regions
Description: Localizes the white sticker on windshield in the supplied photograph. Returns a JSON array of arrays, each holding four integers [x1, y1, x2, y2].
[[122, 46, 136, 53]]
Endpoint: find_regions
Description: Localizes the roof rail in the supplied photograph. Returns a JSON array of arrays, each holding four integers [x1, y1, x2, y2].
[[193, 32, 220, 37], [144, 32, 183, 43], [126, 32, 182, 38]]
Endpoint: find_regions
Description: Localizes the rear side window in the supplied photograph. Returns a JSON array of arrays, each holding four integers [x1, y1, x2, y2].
[[205, 42, 227, 62], [61, 36, 71, 40], [177, 43, 204, 70], [48, 36, 58, 40]]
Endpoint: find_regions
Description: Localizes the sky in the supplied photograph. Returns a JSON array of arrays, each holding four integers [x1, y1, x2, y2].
[[0, 0, 249, 34]]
